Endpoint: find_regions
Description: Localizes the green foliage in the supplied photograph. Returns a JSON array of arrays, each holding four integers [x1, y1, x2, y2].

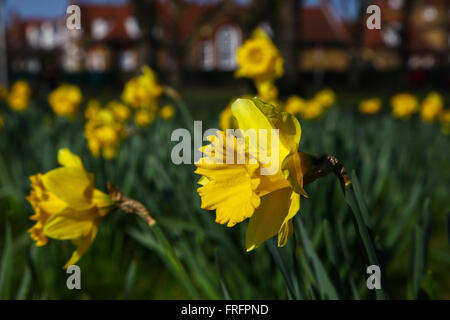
[[0, 90, 449, 299]]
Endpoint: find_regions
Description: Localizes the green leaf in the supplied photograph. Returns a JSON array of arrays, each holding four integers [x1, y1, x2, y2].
[[295, 216, 339, 300]]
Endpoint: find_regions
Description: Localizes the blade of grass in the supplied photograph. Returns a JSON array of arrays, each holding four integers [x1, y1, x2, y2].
[[410, 199, 431, 299], [123, 260, 137, 299], [344, 171, 387, 299], [295, 215, 339, 300], [215, 249, 231, 300], [447, 212, 450, 248], [267, 239, 297, 300], [15, 267, 31, 300], [291, 233, 306, 300], [0, 224, 13, 299], [336, 219, 360, 299]]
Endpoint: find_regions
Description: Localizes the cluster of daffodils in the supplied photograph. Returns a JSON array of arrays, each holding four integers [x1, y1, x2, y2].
[[235, 28, 283, 104], [6, 80, 32, 112], [196, 98, 310, 250], [122, 65, 175, 127], [358, 92, 449, 134], [84, 100, 127, 160], [48, 84, 83, 118], [284, 89, 336, 120]]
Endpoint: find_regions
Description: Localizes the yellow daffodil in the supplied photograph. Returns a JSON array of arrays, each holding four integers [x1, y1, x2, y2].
[[27, 149, 113, 268], [48, 84, 82, 118], [219, 105, 233, 131], [255, 79, 279, 103], [107, 101, 131, 122], [134, 109, 155, 127], [420, 92, 443, 122], [439, 109, 450, 135], [314, 89, 336, 108], [122, 66, 163, 109], [359, 98, 382, 114], [235, 28, 284, 81], [301, 100, 324, 120], [195, 98, 308, 250], [159, 104, 175, 120], [85, 99, 102, 120], [7, 80, 31, 112], [391, 93, 418, 119], [85, 109, 124, 159], [285, 95, 306, 115]]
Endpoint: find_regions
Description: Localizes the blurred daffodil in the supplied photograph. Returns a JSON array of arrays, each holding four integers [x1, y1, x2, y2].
[[235, 28, 284, 82], [159, 104, 175, 120], [7, 80, 31, 112], [195, 98, 308, 250], [27, 149, 113, 268], [122, 66, 163, 110], [420, 92, 443, 123], [134, 109, 155, 127], [85, 99, 102, 120], [314, 89, 336, 108], [439, 109, 450, 135], [359, 98, 382, 114], [391, 93, 418, 119], [255, 79, 279, 103], [48, 84, 82, 118], [301, 100, 324, 120], [219, 105, 234, 131], [285, 95, 306, 115], [107, 100, 131, 122], [85, 109, 124, 159]]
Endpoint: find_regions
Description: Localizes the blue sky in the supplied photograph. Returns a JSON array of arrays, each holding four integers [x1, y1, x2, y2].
[[2, 0, 359, 24]]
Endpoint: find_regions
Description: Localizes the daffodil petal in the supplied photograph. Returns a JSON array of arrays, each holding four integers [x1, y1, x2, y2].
[[278, 191, 300, 247], [41, 167, 93, 209], [245, 187, 291, 251], [63, 225, 98, 269], [43, 208, 98, 240], [58, 148, 83, 167], [231, 98, 301, 163]]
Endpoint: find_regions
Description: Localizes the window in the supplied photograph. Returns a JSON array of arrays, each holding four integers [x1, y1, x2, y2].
[[125, 16, 140, 39], [120, 50, 138, 72], [199, 40, 214, 70], [92, 18, 110, 40], [215, 25, 240, 71], [25, 25, 40, 48], [40, 22, 56, 50]]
